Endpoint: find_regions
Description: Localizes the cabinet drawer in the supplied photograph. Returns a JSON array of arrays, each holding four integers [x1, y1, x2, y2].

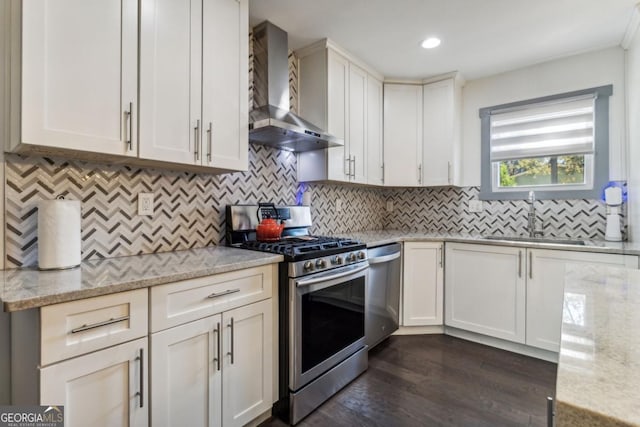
[[150, 265, 274, 332], [41, 289, 148, 366]]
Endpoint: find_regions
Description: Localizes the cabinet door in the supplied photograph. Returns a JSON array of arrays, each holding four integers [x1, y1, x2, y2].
[[402, 242, 443, 326], [326, 49, 350, 181], [366, 76, 384, 185], [222, 299, 273, 427], [21, 0, 137, 156], [202, 0, 248, 170], [348, 63, 367, 184], [151, 315, 222, 427], [383, 84, 422, 186], [40, 338, 148, 427], [445, 243, 526, 343], [527, 249, 637, 352], [139, 0, 202, 164], [422, 79, 454, 186]]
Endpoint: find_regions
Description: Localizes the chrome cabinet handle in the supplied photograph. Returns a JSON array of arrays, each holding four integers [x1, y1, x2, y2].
[[381, 163, 385, 184], [70, 315, 130, 334], [227, 317, 235, 364], [194, 120, 200, 161], [207, 289, 240, 299], [447, 161, 452, 184], [135, 348, 144, 408], [417, 164, 422, 184], [214, 322, 221, 371], [529, 251, 533, 279], [350, 156, 356, 178], [125, 102, 133, 151], [518, 250, 522, 278], [345, 156, 351, 177], [207, 122, 212, 162], [439, 244, 443, 268]]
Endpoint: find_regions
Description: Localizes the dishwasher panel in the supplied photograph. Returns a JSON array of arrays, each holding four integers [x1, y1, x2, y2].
[[366, 243, 401, 349]]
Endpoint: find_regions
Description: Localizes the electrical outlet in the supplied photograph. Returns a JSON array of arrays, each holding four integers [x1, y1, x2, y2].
[[138, 193, 154, 216], [386, 201, 394, 212], [469, 200, 483, 213], [336, 199, 343, 212]]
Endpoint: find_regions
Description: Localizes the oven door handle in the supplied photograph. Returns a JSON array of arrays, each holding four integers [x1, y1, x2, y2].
[[295, 263, 368, 287]]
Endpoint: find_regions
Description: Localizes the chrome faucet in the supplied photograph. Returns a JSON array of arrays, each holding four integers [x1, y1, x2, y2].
[[526, 191, 543, 238]]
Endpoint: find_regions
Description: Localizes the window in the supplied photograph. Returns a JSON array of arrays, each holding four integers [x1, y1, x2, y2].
[[479, 85, 612, 200]]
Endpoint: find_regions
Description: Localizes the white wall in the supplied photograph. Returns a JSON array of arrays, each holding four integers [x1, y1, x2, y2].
[[627, 21, 640, 242], [461, 47, 626, 187]]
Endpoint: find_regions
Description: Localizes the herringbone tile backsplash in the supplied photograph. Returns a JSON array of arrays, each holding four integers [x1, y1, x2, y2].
[[383, 186, 624, 240], [4, 148, 386, 268]]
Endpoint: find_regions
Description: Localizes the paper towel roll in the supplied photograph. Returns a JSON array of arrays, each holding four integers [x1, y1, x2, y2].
[[38, 198, 82, 270]]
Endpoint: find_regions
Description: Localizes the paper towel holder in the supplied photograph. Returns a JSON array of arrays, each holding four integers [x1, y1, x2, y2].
[[38, 195, 82, 270]]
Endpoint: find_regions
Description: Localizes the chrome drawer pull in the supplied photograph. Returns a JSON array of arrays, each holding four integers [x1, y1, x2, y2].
[[135, 348, 144, 408], [227, 317, 235, 364], [207, 289, 240, 299], [70, 315, 130, 334]]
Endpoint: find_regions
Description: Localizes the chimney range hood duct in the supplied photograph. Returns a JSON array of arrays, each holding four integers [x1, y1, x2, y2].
[[249, 21, 343, 152]]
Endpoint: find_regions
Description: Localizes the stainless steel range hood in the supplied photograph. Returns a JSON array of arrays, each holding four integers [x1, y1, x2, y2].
[[250, 21, 343, 152]]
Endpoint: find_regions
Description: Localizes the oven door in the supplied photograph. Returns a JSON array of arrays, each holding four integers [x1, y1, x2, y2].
[[290, 262, 368, 391]]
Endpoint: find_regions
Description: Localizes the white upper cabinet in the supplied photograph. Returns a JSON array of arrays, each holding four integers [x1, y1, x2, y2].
[[383, 75, 463, 188], [202, 0, 248, 170], [12, 0, 248, 173], [422, 77, 463, 186], [348, 63, 367, 184], [140, 0, 248, 170], [140, 0, 202, 165], [296, 40, 383, 184], [20, 0, 138, 157], [366, 76, 384, 185], [383, 83, 423, 187]]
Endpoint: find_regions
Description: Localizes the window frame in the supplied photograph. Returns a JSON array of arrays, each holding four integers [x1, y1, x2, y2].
[[479, 85, 612, 200]]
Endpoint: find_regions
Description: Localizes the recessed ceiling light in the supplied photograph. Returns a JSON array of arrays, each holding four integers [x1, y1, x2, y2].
[[421, 37, 441, 49]]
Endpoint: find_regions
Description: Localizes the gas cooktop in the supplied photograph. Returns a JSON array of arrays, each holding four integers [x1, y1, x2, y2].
[[239, 235, 365, 261]]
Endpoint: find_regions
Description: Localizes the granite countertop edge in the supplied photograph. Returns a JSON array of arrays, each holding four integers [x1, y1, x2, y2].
[[1, 247, 283, 312]]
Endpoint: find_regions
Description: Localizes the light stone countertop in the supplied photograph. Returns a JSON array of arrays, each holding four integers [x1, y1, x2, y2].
[[0, 246, 283, 312], [555, 264, 640, 427], [333, 229, 640, 255]]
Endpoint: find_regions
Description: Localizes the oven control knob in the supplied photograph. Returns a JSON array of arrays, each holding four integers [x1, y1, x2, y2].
[[358, 251, 366, 260], [331, 256, 343, 265], [303, 261, 314, 271], [315, 259, 326, 269], [347, 253, 357, 262]]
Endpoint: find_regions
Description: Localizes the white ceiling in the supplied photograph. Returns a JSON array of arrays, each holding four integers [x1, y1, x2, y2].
[[248, 0, 638, 80]]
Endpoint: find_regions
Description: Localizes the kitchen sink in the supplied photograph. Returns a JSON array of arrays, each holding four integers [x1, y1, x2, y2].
[[482, 235, 586, 246]]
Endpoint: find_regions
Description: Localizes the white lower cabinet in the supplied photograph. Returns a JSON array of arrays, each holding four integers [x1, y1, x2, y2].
[[446, 243, 639, 352], [150, 268, 275, 427], [402, 242, 443, 326], [445, 243, 526, 343], [40, 337, 148, 427]]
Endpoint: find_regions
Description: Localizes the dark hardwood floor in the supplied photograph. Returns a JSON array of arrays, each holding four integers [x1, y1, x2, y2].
[[261, 335, 557, 427]]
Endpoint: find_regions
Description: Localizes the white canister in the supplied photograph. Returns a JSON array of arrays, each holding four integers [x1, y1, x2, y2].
[[38, 198, 82, 270]]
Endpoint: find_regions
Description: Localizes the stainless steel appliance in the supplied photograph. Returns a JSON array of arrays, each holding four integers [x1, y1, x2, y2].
[[366, 243, 401, 349], [249, 21, 343, 152], [226, 204, 368, 425]]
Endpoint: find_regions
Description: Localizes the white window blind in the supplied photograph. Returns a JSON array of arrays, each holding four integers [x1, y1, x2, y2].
[[489, 95, 595, 162]]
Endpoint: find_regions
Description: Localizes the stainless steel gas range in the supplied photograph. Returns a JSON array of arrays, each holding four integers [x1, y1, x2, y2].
[[226, 204, 368, 425]]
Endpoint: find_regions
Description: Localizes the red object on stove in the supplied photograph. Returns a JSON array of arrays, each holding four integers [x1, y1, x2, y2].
[[256, 218, 285, 241]]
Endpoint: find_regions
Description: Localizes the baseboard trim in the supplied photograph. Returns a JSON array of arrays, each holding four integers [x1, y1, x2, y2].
[[394, 325, 444, 335], [445, 327, 559, 363]]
